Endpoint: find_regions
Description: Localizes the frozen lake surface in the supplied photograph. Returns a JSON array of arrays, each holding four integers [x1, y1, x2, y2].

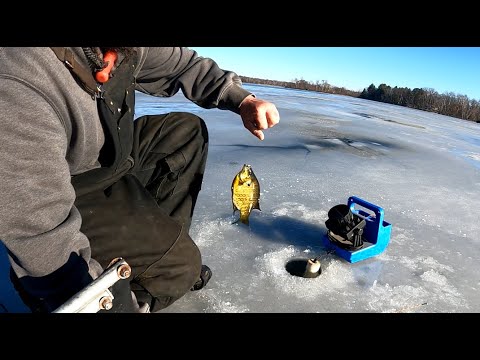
[[139, 83, 480, 313], [1, 84, 478, 313]]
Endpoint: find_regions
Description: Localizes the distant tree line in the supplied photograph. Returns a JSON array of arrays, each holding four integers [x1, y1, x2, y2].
[[240, 76, 480, 123], [360, 84, 480, 123], [240, 76, 361, 97]]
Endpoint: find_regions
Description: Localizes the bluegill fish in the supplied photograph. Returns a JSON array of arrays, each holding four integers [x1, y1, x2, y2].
[[231, 164, 260, 225]]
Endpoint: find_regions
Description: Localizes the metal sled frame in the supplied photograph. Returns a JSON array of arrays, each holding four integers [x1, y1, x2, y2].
[[53, 257, 131, 313], [323, 196, 392, 263]]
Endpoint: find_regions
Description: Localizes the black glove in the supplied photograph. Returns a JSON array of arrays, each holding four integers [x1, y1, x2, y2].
[[9, 254, 94, 313]]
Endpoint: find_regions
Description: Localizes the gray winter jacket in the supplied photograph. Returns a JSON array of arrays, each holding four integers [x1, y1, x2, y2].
[[0, 47, 252, 294]]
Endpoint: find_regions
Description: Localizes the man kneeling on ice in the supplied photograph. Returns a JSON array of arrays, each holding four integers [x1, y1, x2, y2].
[[0, 47, 280, 313]]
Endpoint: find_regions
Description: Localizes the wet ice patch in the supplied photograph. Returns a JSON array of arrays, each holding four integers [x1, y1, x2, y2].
[[196, 291, 249, 313], [395, 255, 455, 273], [368, 282, 429, 313], [272, 202, 327, 224], [191, 217, 234, 248], [390, 184, 478, 239], [349, 141, 369, 148], [398, 256, 418, 271], [390, 227, 411, 245], [371, 254, 465, 311], [419, 269, 466, 308], [324, 138, 346, 146], [420, 269, 449, 286], [420, 257, 454, 272], [466, 152, 480, 161]]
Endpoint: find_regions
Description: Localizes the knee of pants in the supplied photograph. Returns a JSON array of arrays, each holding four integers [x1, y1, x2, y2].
[[175, 112, 209, 145], [160, 112, 209, 177], [133, 227, 202, 309]]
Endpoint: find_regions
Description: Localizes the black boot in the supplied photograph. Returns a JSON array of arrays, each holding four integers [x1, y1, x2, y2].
[[190, 265, 212, 291]]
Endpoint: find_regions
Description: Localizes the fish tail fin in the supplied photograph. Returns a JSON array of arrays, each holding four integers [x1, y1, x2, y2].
[[240, 213, 250, 225]]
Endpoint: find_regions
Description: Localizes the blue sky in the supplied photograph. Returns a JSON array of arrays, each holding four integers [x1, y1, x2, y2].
[[193, 47, 480, 100]]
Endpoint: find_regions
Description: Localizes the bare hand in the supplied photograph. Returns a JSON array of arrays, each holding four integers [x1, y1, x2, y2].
[[239, 95, 280, 140]]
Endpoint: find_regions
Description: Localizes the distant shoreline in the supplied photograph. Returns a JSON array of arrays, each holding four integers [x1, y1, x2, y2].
[[240, 76, 480, 124]]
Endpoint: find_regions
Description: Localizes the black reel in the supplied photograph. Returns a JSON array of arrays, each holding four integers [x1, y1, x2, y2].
[[325, 204, 366, 250]]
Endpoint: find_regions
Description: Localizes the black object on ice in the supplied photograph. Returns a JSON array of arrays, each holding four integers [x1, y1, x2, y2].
[[285, 258, 322, 278], [191, 265, 212, 291], [325, 204, 366, 250]]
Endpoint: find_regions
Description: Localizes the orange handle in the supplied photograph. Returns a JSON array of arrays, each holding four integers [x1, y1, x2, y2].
[[95, 51, 117, 83]]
